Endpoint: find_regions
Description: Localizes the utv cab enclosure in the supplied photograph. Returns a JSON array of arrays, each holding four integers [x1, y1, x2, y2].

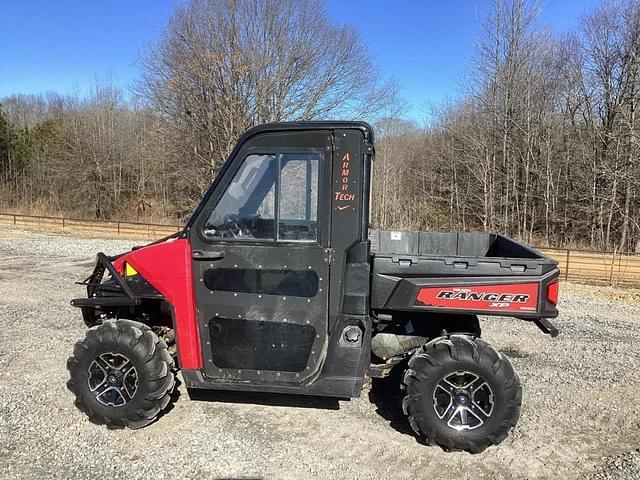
[[68, 121, 560, 453]]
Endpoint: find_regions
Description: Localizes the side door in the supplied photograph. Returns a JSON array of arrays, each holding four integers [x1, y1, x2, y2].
[[189, 130, 332, 386]]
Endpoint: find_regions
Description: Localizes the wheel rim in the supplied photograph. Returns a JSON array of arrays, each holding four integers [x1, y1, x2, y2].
[[432, 370, 494, 431], [87, 353, 138, 408]]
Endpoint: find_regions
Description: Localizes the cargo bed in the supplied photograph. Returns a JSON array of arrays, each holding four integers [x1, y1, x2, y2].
[[369, 230, 560, 322]]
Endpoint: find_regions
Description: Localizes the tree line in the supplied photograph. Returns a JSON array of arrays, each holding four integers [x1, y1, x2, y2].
[[1, 0, 639, 252], [372, 0, 640, 252]]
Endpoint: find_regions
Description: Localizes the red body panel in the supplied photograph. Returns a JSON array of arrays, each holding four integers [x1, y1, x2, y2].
[[112, 239, 202, 369], [416, 283, 539, 314]]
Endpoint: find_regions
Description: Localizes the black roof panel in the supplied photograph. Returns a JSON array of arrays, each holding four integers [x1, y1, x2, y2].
[[241, 121, 374, 143]]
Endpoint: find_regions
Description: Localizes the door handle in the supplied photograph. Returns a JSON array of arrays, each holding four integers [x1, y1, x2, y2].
[[192, 250, 225, 260]]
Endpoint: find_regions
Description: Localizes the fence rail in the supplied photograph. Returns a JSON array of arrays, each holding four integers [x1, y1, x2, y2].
[[1, 212, 639, 288], [537, 247, 640, 288], [0, 212, 182, 239]]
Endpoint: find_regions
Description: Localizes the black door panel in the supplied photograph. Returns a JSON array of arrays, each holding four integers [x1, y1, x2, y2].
[[203, 267, 319, 297], [194, 244, 328, 383], [209, 317, 317, 372], [189, 130, 331, 386]]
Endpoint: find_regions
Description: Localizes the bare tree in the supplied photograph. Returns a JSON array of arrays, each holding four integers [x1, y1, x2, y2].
[[373, 0, 640, 252], [137, 0, 395, 204]]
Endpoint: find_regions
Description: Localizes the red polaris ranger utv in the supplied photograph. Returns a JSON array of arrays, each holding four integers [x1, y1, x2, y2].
[[67, 122, 560, 452]]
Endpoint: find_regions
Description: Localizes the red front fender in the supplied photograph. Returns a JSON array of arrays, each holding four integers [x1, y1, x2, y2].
[[113, 238, 202, 369]]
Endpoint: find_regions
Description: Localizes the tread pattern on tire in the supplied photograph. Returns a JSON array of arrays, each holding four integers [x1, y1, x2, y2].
[[67, 319, 176, 429], [401, 334, 522, 453]]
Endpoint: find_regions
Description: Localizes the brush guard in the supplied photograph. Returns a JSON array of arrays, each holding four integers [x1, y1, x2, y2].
[[71, 253, 140, 310]]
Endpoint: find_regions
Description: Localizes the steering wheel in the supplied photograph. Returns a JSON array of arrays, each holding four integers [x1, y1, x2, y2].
[[223, 214, 245, 238]]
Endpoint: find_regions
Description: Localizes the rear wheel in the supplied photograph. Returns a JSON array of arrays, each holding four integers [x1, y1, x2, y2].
[[67, 319, 175, 429], [402, 335, 521, 453]]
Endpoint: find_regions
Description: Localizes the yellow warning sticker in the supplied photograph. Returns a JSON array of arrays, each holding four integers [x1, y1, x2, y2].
[[124, 263, 138, 277]]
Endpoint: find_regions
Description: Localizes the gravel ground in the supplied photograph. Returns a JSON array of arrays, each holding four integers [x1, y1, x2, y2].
[[592, 451, 640, 480], [0, 227, 639, 480]]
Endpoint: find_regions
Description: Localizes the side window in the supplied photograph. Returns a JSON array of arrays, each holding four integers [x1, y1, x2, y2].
[[202, 149, 321, 242], [202, 154, 276, 240], [278, 153, 320, 242]]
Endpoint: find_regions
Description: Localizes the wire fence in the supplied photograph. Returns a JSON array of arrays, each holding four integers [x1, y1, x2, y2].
[[536, 247, 640, 288], [0, 212, 182, 239], [1, 212, 639, 288]]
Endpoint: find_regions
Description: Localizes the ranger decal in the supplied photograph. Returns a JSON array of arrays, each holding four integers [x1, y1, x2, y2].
[[416, 283, 539, 313]]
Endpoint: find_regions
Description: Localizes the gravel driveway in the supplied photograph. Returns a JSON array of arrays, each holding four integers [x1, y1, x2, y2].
[[0, 228, 639, 480]]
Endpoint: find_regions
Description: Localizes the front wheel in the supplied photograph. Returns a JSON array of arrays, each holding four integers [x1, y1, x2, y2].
[[402, 335, 521, 453], [67, 319, 175, 429]]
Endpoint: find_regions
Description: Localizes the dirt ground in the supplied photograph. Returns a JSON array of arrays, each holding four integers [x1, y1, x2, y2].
[[0, 228, 639, 480]]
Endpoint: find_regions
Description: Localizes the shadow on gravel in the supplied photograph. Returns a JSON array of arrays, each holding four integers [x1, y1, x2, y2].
[[187, 388, 340, 410], [500, 346, 530, 358], [367, 368, 422, 441]]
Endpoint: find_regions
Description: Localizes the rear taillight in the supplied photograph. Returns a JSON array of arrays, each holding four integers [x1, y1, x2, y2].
[[547, 280, 559, 305]]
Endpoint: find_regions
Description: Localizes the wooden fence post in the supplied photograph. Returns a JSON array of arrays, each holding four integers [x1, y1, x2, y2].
[[609, 249, 616, 286], [617, 252, 623, 288], [117, 222, 120, 235], [565, 249, 570, 281], [13, 214, 16, 226]]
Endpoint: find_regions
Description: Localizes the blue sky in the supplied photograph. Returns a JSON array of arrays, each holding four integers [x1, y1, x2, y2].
[[0, 0, 597, 121]]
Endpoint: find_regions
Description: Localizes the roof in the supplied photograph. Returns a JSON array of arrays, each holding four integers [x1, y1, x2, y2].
[[242, 121, 374, 144]]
